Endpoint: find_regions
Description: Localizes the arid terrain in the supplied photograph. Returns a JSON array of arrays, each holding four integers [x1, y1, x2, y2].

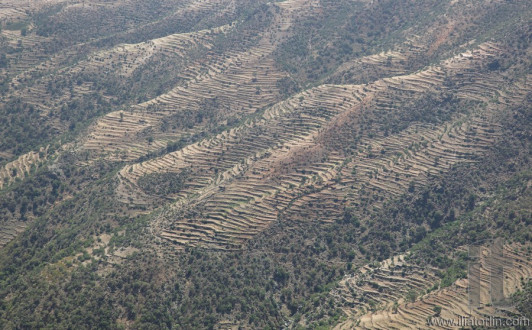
[[0, 0, 530, 328]]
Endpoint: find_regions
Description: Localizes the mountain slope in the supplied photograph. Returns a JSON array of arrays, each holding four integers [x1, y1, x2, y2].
[[0, 0, 530, 328]]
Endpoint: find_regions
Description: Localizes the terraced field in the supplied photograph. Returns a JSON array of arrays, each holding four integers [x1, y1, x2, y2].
[[0, 146, 48, 190], [0, 0, 530, 328], [0, 219, 26, 248], [334, 244, 532, 329], [80, 0, 313, 161], [113, 41, 529, 251]]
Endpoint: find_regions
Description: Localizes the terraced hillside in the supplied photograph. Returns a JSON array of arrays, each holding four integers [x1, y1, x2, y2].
[[116, 41, 528, 251], [334, 244, 532, 329], [0, 0, 530, 328], [0, 146, 48, 189]]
